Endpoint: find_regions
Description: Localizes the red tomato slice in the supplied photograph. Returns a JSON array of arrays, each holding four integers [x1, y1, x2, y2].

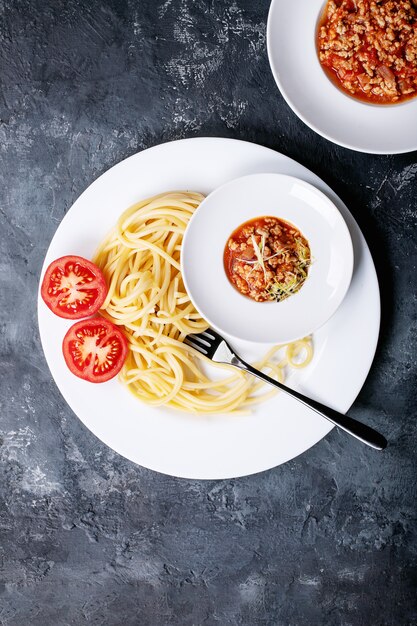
[[62, 318, 128, 383], [41, 255, 107, 319]]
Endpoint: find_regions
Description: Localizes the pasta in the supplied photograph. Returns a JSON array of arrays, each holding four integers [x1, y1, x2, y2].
[[93, 191, 313, 414]]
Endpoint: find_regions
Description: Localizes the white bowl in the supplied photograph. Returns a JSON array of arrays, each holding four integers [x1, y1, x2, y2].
[[267, 0, 417, 154], [182, 173, 353, 344]]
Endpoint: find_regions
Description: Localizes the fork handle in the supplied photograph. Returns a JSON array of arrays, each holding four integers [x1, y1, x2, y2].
[[233, 357, 387, 450]]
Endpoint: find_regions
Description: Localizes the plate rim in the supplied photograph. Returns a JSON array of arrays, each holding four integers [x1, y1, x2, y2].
[[37, 137, 381, 479]]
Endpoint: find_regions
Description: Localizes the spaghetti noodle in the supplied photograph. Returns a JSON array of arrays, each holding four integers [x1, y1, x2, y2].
[[93, 191, 313, 414]]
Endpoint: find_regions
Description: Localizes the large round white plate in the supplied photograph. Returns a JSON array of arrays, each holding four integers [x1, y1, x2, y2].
[[38, 138, 380, 479], [267, 0, 417, 154]]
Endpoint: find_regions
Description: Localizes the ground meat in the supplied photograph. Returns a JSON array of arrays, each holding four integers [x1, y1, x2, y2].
[[318, 0, 417, 103], [224, 216, 311, 303]]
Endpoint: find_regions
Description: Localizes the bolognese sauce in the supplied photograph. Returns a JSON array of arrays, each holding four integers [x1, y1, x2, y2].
[[317, 0, 417, 104], [224, 216, 311, 303]]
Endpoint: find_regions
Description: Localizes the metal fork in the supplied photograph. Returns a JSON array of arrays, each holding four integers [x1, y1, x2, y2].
[[184, 328, 387, 451]]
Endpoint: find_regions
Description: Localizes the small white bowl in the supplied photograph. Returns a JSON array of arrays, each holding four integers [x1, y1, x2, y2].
[[181, 173, 353, 344]]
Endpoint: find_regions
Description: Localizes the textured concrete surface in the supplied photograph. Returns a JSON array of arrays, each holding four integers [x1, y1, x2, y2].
[[1, 0, 417, 624]]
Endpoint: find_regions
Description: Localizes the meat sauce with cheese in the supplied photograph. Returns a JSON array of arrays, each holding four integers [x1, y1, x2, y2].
[[224, 216, 311, 303]]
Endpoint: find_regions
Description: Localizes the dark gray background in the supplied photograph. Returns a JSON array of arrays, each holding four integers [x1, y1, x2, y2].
[[1, 0, 416, 624]]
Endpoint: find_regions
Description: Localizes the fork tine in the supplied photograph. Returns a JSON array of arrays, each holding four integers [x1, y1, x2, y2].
[[184, 327, 225, 359], [199, 328, 220, 341], [184, 326, 234, 363], [184, 338, 208, 354], [186, 333, 211, 347]]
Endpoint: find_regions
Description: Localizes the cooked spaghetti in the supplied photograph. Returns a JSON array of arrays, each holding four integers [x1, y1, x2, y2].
[[93, 191, 313, 414]]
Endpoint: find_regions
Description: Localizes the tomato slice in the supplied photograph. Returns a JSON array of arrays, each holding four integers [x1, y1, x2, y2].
[[41, 255, 107, 319], [62, 319, 128, 383]]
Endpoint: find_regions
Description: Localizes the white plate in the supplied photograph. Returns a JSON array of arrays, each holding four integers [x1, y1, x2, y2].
[[182, 173, 354, 344], [38, 138, 380, 479], [267, 0, 417, 154]]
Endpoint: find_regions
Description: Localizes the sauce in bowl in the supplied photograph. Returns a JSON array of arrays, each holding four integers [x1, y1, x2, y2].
[[224, 216, 311, 303], [317, 0, 417, 105]]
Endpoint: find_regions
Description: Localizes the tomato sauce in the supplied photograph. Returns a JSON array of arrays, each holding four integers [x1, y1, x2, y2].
[[224, 216, 311, 303], [317, 0, 417, 105]]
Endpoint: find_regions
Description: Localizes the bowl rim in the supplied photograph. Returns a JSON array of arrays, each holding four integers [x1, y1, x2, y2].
[[181, 172, 354, 344]]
